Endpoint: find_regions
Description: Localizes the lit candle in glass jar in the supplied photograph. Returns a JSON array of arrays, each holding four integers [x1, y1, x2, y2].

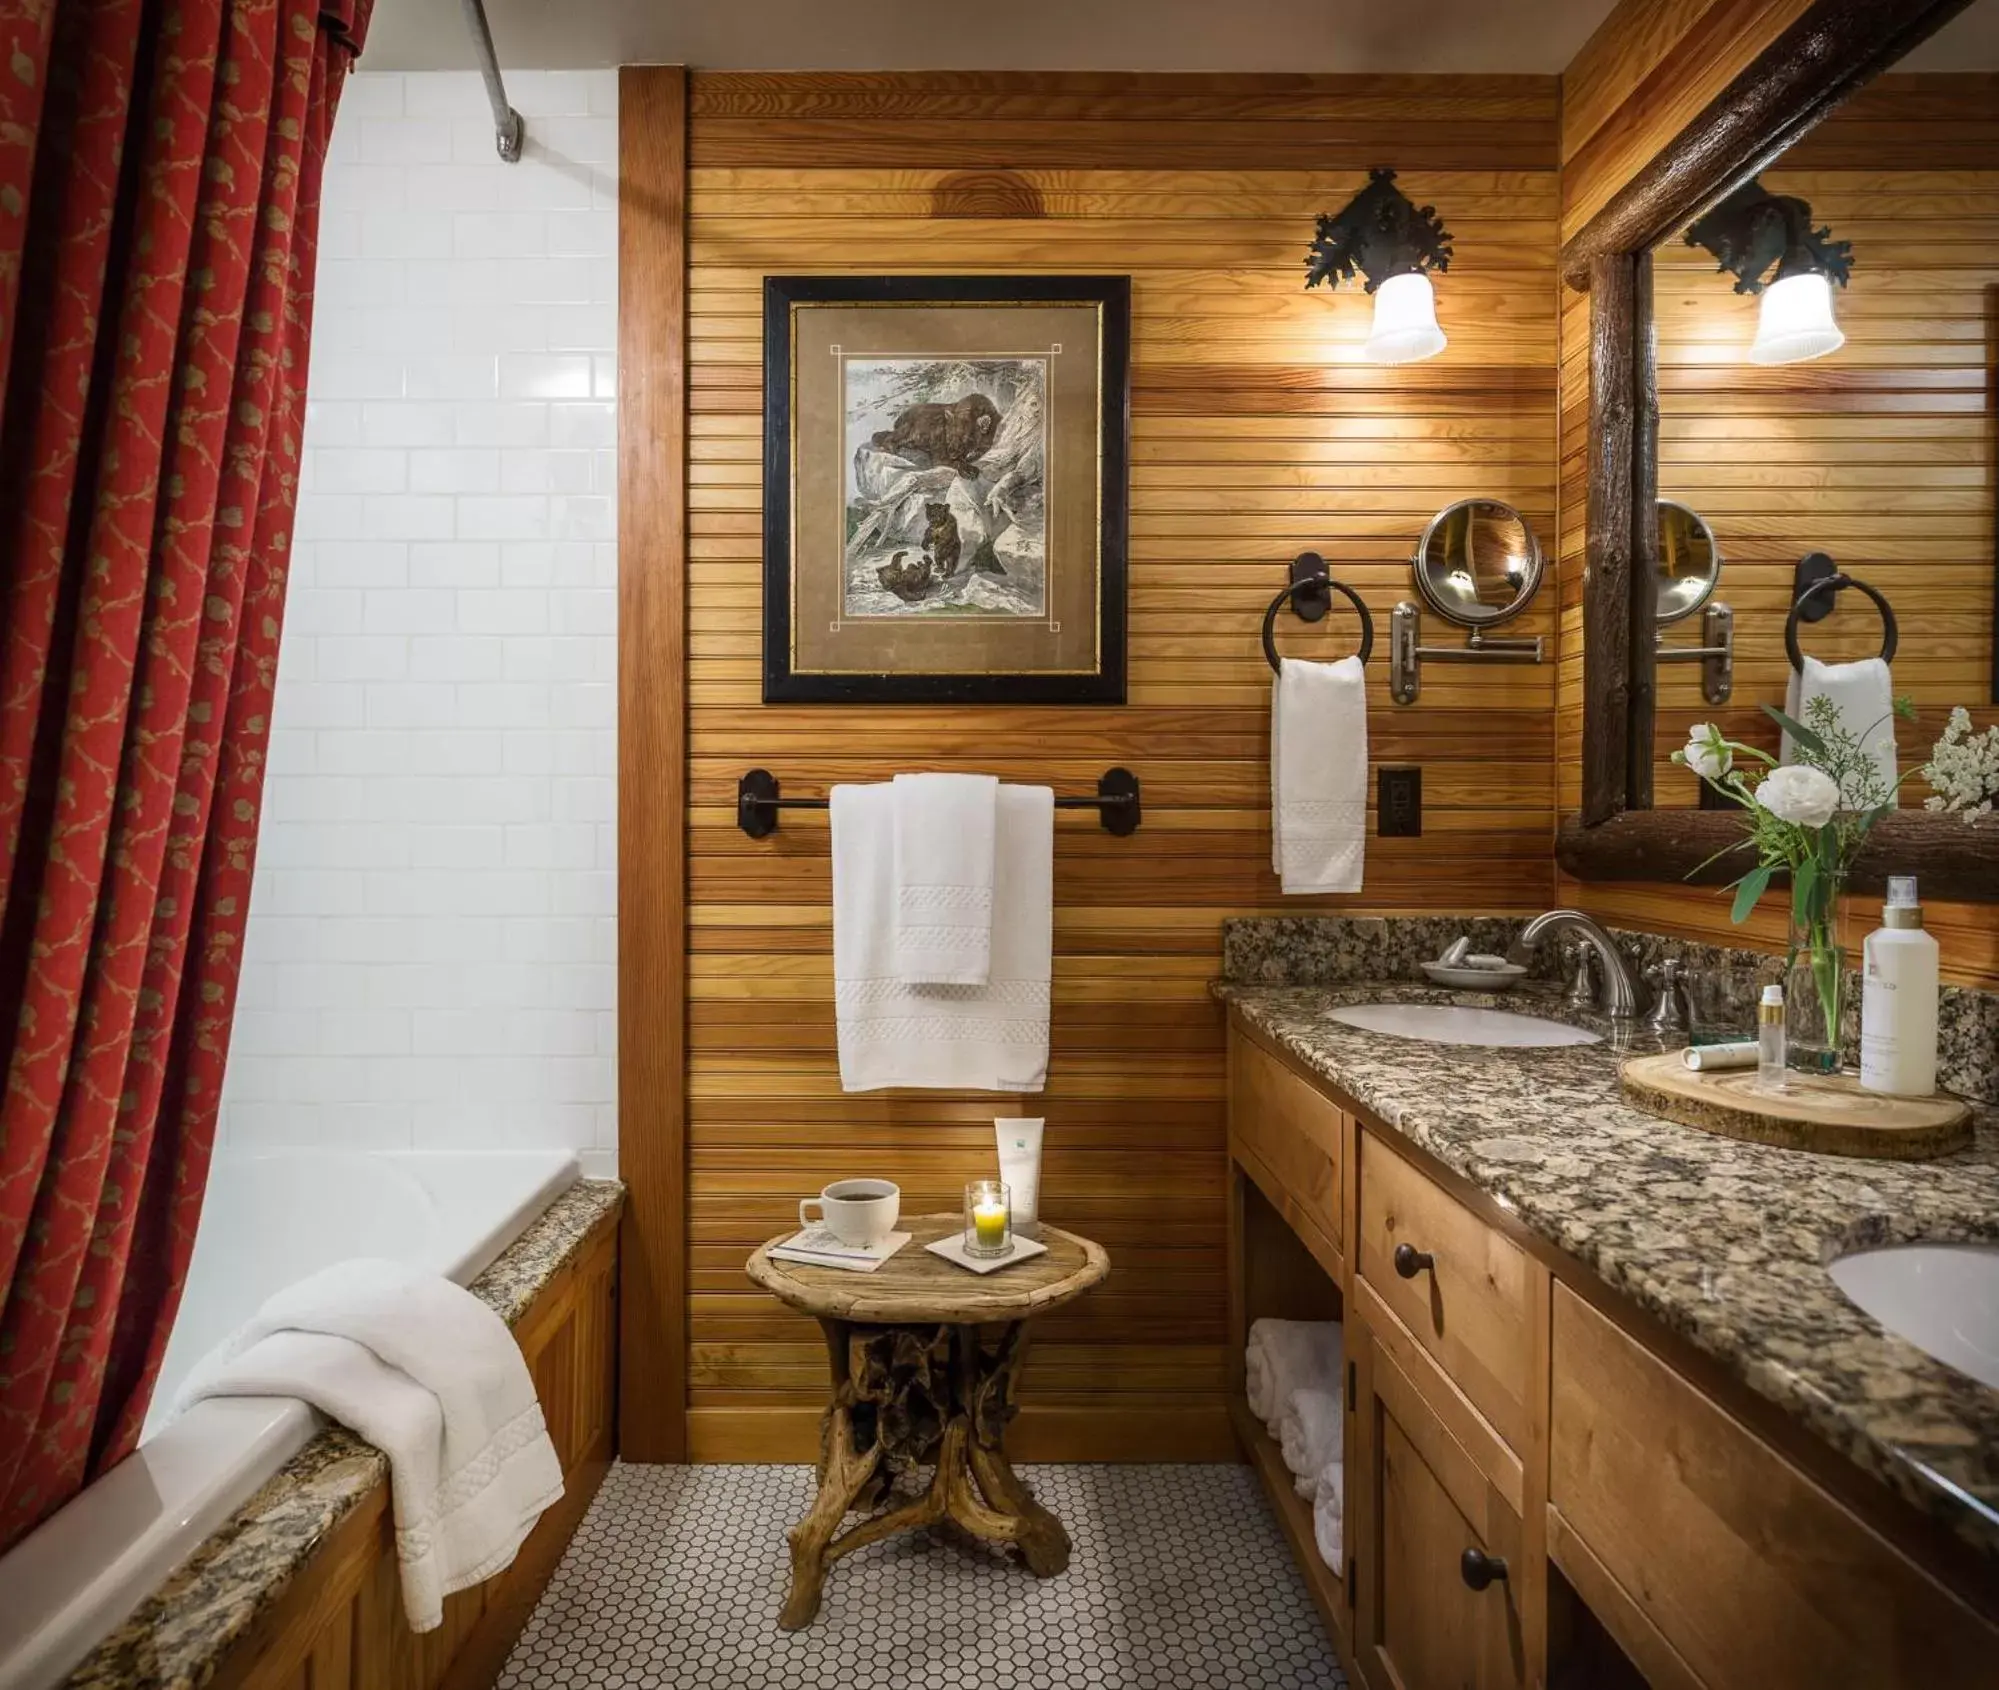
[[963, 1178, 1012, 1259]]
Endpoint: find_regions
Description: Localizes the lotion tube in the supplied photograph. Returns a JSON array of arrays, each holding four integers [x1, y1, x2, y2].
[[1860, 876, 1940, 1097], [996, 1117, 1044, 1231]]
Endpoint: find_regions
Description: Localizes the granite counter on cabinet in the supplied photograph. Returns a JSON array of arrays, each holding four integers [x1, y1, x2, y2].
[[62, 1177, 626, 1690], [1218, 981, 1999, 1564]]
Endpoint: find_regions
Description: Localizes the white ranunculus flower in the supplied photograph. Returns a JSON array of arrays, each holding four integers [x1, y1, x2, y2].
[[1754, 764, 1840, 829], [1681, 724, 1731, 780]]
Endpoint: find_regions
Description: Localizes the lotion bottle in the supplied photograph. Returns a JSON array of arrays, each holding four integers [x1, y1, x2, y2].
[[1757, 983, 1787, 1091], [1860, 876, 1940, 1097]]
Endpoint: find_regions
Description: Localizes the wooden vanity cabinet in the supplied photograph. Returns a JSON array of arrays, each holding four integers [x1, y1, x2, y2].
[[1223, 1015, 1999, 1690]]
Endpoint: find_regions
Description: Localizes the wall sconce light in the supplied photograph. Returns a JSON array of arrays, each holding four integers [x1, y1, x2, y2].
[[1305, 169, 1453, 365], [1684, 177, 1853, 365]]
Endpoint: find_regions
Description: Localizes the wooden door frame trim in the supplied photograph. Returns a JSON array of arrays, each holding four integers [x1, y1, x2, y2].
[[1558, 0, 1999, 899], [617, 63, 691, 1462]]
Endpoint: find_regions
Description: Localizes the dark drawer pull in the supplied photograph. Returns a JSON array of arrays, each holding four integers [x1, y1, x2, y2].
[[1393, 1242, 1434, 1279], [1460, 1547, 1508, 1591]]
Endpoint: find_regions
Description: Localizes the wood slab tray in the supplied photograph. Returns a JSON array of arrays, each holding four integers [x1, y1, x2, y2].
[[1619, 1051, 1973, 1161]]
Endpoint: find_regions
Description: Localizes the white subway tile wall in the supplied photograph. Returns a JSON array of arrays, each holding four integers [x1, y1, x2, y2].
[[221, 70, 619, 1173]]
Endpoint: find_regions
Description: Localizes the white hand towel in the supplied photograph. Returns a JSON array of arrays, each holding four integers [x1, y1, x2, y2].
[[1245, 1316, 1344, 1430], [1272, 655, 1368, 893], [892, 772, 999, 985], [1312, 1457, 1346, 1572], [176, 1258, 563, 1633], [1783, 654, 1898, 803], [834, 782, 1052, 1092], [1280, 1386, 1345, 1500]]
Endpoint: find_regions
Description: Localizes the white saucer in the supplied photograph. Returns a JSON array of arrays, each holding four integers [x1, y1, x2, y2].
[[925, 1231, 1049, 1275], [1421, 961, 1529, 990]]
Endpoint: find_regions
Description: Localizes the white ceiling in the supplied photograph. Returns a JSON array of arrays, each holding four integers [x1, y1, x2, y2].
[[364, 0, 1622, 74]]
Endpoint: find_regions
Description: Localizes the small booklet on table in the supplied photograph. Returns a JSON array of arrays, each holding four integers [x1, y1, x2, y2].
[[768, 1226, 913, 1274]]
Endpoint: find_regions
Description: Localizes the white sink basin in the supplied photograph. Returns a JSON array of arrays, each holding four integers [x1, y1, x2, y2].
[[1323, 1003, 1601, 1048], [1828, 1244, 1999, 1391]]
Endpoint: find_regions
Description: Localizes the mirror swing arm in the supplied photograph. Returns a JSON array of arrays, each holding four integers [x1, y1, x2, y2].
[[1555, 0, 1999, 902]]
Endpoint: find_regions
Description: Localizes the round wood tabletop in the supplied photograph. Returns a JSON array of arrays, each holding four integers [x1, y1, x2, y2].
[[747, 1213, 1109, 1325]]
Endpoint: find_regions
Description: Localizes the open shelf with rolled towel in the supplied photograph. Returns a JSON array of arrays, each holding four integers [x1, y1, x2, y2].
[[737, 767, 1143, 838]]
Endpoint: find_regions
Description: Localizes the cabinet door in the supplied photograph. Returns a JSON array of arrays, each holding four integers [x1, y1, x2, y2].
[[1353, 1312, 1526, 1690]]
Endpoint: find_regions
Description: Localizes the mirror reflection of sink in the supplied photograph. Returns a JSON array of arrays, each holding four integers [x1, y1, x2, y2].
[[1323, 1003, 1601, 1048], [1828, 1244, 1999, 1391]]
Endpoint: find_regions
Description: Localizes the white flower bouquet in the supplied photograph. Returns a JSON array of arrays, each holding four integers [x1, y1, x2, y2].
[[1671, 696, 1912, 1070]]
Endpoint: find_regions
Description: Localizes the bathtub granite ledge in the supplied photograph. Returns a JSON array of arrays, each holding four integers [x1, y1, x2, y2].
[[61, 1177, 625, 1690], [1218, 980, 1999, 1566]]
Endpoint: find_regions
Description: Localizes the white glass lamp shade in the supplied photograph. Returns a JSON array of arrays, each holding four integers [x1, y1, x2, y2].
[[1364, 271, 1447, 365], [1749, 271, 1844, 365]]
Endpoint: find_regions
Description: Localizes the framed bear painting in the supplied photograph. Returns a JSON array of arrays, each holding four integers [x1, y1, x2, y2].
[[761, 275, 1130, 704]]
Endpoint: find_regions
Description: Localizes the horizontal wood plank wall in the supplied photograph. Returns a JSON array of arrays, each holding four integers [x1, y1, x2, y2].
[[1555, 9, 1999, 990], [679, 71, 1561, 1461]]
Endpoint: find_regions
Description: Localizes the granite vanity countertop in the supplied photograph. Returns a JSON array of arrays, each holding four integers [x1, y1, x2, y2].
[[1217, 980, 1999, 1563], [63, 1177, 626, 1690]]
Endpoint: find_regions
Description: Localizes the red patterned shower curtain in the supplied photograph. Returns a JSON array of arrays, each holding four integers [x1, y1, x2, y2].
[[0, 0, 372, 1553]]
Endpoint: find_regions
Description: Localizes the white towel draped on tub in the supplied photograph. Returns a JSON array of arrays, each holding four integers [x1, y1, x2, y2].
[[892, 772, 999, 985], [1245, 1317, 1344, 1432], [1271, 655, 1368, 894], [834, 781, 1053, 1092], [1783, 654, 1898, 801], [177, 1258, 563, 1633], [1279, 1386, 1345, 1501]]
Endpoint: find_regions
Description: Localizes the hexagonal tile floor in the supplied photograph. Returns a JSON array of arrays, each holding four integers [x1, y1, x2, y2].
[[498, 1462, 1346, 1689]]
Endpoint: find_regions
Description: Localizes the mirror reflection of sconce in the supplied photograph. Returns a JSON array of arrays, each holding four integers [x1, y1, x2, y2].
[[1389, 499, 1545, 705], [1652, 499, 1733, 705], [1684, 176, 1853, 365], [1304, 169, 1453, 366]]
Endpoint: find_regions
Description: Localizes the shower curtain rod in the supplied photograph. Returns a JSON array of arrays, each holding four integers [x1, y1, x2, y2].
[[459, 0, 524, 162]]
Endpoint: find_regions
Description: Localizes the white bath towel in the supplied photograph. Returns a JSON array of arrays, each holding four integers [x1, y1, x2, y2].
[[176, 1258, 563, 1633], [1312, 1456, 1346, 1573], [1783, 654, 1898, 803], [1245, 1317, 1344, 1430], [834, 781, 1053, 1092], [892, 772, 999, 986], [1271, 656, 1368, 894], [1280, 1387, 1345, 1501]]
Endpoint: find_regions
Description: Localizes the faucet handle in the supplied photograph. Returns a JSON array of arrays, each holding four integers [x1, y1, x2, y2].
[[1563, 940, 1596, 1011], [1642, 959, 1688, 1035]]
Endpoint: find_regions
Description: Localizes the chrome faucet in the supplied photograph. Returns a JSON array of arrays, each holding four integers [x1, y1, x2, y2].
[[1507, 910, 1641, 1022]]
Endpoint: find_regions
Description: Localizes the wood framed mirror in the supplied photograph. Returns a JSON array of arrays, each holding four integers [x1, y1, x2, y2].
[[1556, 0, 1999, 903]]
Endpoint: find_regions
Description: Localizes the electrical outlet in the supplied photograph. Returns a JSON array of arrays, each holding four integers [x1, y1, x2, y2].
[[1378, 766, 1422, 836]]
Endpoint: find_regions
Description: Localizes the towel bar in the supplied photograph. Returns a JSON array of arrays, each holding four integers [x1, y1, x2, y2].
[[737, 768, 1142, 838]]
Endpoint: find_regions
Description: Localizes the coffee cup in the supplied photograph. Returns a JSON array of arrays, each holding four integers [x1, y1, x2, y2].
[[799, 1178, 900, 1247]]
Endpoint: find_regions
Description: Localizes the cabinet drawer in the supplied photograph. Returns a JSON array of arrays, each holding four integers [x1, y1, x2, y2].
[[1229, 1031, 1344, 1260], [1550, 1285, 1998, 1690], [1357, 1130, 1530, 1453]]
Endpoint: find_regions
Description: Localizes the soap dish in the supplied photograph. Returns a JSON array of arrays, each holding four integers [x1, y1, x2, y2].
[[1421, 961, 1528, 990]]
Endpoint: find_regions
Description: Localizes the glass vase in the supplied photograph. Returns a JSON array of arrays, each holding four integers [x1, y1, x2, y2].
[[1784, 900, 1848, 1075]]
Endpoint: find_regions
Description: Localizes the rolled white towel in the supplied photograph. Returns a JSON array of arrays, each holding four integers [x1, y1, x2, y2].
[[1280, 1387, 1344, 1499], [1245, 1317, 1343, 1430], [1312, 1457, 1345, 1572]]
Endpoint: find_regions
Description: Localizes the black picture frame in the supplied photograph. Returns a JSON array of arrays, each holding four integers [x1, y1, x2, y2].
[[761, 274, 1131, 705]]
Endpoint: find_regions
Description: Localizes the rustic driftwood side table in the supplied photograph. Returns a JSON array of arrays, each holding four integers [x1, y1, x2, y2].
[[745, 1212, 1110, 1628]]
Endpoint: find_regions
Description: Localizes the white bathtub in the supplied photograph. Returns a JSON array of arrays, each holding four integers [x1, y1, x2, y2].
[[0, 1149, 580, 1690]]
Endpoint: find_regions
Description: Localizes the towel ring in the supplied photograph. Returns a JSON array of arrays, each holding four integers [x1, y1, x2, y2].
[[1262, 552, 1374, 673], [1784, 572, 1897, 671]]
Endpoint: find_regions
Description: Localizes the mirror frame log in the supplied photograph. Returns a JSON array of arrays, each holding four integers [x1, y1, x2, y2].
[[1558, 0, 1999, 903]]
